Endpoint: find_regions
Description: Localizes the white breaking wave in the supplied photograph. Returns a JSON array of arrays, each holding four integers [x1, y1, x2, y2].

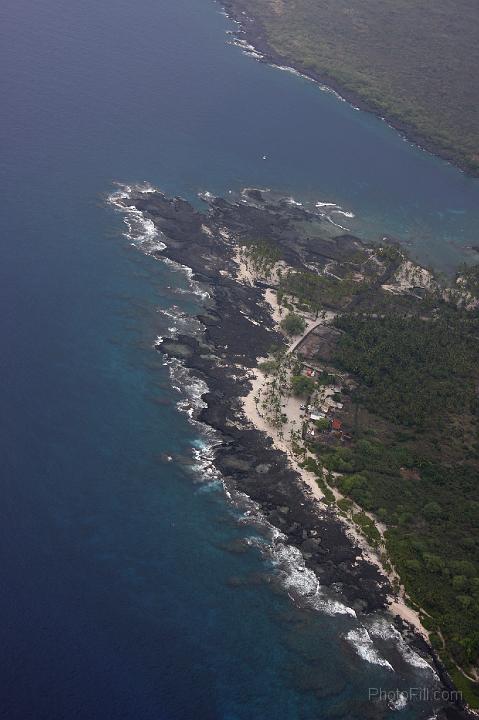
[[228, 36, 264, 60], [271, 64, 346, 102], [331, 209, 355, 219], [198, 190, 217, 202], [390, 693, 408, 711], [113, 181, 435, 684], [285, 196, 303, 207], [346, 616, 436, 675], [270, 542, 357, 617], [368, 617, 436, 674], [314, 199, 355, 232], [175, 285, 211, 300], [108, 182, 167, 254], [157, 306, 204, 339], [164, 347, 433, 673], [162, 257, 211, 300], [164, 356, 224, 488], [160, 343, 365, 622], [165, 357, 208, 418], [109, 183, 210, 300], [346, 627, 394, 670], [191, 440, 224, 488]]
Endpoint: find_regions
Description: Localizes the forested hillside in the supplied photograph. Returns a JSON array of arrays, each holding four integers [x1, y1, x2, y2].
[[224, 0, 479, 174]]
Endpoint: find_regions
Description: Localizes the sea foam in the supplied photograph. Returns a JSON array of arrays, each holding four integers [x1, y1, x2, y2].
[[109, 183, 210, 300], [368, 617, 435, 674], [346, 627, 394, 670], [108, 182, 167, 254], [112, 181, 436, 683]]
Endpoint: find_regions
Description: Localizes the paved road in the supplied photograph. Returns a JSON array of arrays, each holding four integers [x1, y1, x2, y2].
[[287, 319, 321, 354]]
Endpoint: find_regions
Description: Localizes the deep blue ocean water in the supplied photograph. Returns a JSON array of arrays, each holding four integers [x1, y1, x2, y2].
[[1, 0, 479, 718]]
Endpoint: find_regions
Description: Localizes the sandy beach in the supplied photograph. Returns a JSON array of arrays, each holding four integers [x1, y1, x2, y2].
[[233, 248, 430, 641]]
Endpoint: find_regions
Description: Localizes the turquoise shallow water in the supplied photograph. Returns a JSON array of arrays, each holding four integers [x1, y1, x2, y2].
[[0, 0, 476, 717]]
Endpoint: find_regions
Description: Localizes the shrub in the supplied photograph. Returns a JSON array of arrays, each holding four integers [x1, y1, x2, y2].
[[337, 497, 353, 514], [280, 312, 306, 336], [423, 501, 443, 521], [450, 560, 476, 578], [423, 553, 443, 574], [258, 360, 278, 374], [291, 375, 315, 397], [352, 511, 381, 548]]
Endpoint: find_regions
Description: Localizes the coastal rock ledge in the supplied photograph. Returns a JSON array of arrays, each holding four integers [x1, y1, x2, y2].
[[112, 185, 475, 720]]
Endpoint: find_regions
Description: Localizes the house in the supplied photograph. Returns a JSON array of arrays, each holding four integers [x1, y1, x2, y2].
[[319, 397, 337, 414], [331, 418, 342, 432], [307, 413, 331, 440], [302, 362, 322, 374], [323, 386, 342, 399]]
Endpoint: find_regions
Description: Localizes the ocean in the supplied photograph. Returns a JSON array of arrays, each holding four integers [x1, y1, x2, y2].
[[1, 0, 478, 718]]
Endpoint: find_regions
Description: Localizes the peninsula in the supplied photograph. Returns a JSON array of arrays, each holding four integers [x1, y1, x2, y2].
[[114, 185, 479, 714]]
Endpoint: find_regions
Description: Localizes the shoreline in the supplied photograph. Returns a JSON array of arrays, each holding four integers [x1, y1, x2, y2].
[[110, 184, 475, 718], [218, 0, 478, 178], [235, 251, 430, 642]]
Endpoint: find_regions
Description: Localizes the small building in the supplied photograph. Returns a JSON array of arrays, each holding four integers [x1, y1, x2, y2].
[[309, 412, 325, 422], [331, 418, 342, 432], [302, 362, 322, 374], [319, 397, 335, 414]]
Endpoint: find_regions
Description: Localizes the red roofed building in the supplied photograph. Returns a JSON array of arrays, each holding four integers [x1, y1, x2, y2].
[[331, 418, 342, 432]]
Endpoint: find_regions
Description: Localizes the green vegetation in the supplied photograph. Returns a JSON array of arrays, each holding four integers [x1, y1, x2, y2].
[[228, 0, 479, 174], [319, 446, 355, 474], [314, 417, 330, 432], [319, 439, 479, 691], [352, 511, 381, 549], [301, 457, 335, 503], [317, 371, 337, 386], [314, 307, 479, 691], [456, 264, 479, 299], [258, 359, 280, 374], [291, 374, 315, 397], [334, 314, 479, 428], [337, 497, 354, 515], [278, 269, 361, 314], [448, 666, 479, 708], [243, 239, 281, 277], [280, 312, 306, 336], [243, 218, 479, 696]]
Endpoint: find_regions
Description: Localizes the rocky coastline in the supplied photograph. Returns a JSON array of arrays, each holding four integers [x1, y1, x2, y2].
[[112, 185, 474, 719]]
